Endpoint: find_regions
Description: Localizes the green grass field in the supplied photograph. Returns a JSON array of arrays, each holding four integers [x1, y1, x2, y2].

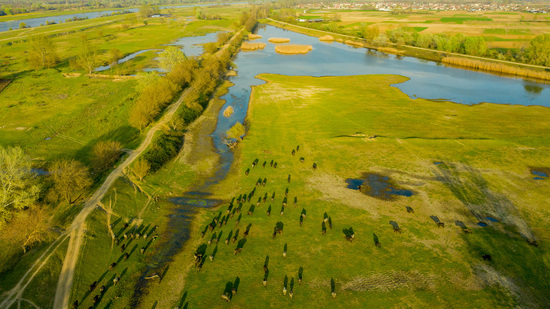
[[157, 74, 550, 308]]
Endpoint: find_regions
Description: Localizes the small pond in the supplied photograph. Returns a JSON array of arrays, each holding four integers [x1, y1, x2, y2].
[[346, 173, 414, 200]]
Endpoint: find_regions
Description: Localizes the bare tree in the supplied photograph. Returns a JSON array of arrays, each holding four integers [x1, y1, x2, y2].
[[49, 159, 92, 204]]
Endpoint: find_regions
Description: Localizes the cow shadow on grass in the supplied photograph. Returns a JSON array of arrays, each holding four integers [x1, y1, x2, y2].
[[433, 162, 550, 305]]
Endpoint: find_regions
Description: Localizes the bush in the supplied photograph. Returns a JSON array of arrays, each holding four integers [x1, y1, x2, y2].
[[142, 132, 183, 172]]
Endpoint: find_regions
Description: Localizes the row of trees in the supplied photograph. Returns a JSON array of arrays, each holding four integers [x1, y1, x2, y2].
[[277, 13, 550, 67]]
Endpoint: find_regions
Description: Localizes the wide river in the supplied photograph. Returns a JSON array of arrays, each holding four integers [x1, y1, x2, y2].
[[209, 24, 550, 181]]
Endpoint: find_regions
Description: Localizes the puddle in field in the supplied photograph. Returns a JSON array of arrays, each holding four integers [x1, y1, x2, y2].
[[477, 222, 488, 227], [346, 173, 414, 200], [130, 192, 222, 306], [531, 169, 548, 180], [485, 216, 499, 222]]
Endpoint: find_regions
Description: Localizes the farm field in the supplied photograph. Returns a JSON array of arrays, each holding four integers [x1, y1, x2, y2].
[[169, 74, 550, 307], [298, 10, 549, 49]]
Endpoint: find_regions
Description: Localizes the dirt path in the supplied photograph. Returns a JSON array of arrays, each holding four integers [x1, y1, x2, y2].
[[51, 86, 193, 309], [266, 18, 550, 71]]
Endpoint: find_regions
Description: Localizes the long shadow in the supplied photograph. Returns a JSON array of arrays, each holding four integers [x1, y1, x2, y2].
[[97, 270, 109, 283], [128, 244, 138, 259], [434, 162, 550, 305], [178, 291, 188, 308]]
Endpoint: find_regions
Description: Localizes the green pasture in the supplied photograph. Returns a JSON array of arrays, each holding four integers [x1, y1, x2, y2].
[[440, 16, 493, 23], [167, 74, 550, 308]]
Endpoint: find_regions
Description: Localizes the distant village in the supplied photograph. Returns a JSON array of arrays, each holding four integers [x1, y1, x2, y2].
[[295, 2, 548, 13]]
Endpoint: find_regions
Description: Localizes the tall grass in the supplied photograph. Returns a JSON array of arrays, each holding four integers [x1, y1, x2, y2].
[[241, 42, 266, 50], [275, 44, 313, 54], [268, 37, 291, 43], [442, 56, 550, 81]]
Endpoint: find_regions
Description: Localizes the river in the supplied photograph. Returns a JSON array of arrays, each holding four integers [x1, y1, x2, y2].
[[210, 24, 550, 182]]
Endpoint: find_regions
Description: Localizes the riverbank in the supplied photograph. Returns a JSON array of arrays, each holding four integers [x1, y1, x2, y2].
[[264, 18, 550, 82], [178, 73, 550, 307]]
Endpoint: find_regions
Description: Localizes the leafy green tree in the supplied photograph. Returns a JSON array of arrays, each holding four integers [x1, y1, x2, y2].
[[463, 37, 487, 57], [76, 36, 99, 74], [159, 46, 187, 72], [136, 71, 161, 91], [132, 159, 150, 181], [361, 25, 379, 43], [108, 48, 124, 67], [226, 122, 245, 140], [0, 146, 40, 222], [27, 34, 58, 70], [139, 4, 154, 18], [91, 140, 122, 172], [526, 33, 550, 66], [49, 159, 92, 204], [167, 58, 198, 87], [19, 22, 26, 29]]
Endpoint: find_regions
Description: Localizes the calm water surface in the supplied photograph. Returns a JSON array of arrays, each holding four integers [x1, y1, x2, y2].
[[211, 24, 550, 180]]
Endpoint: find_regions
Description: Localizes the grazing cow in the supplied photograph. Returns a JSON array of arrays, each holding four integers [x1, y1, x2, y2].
[[72, 300, 78, 309], [115, 238, 119, 246], [263, 264, 268, 273], [437, 222, 445, 228], [256, 178, 262, 187], [245, 169, 250, 176], [89, 281, 97, 292], [283, 287, 287, 296], [272, 228, 278, 239], [152, 235, 158, 241], [232, 234, 238, 244], [280, 205, 284, 216], [482, 254, 492, 261], [296, 145, 300, 151], [300, 157, 305, 163], [313, 162, 317, 170], [123, 253, 129, 261], [463, 228, 472, 234], [256, 197, 261, 206], [243, 230, 249, 238], [263, 193, 267, 202], [113, 277, 120, 285], [263, 161, 267, 168], [232, 287, 237, 296], [288, 174, 291, 183], [285, 188, 289, 197], [270, 160, 274, 167], [123, 233, 127, 239], [100, 285, 105, 293], [136, 233, 141, 239], [291, 149, 295, 156], [92, 295, 100, 305], [323, 212, 328, 223], [109, 262, 117, 271], [283, 197, 287, 207], [528, 240, 539, 247], [252, 160, 257, 168], [263, 279, 267, 287], [406, 206, 414, 213], [375, 241, 381, 248], [141, 247, 145, 254], [262, 178, 267, 186], [234, 248, 242, 255], [332, 291, 336, 298], [322, 222, 327, 235], [274, 162, 278, 169], [267, 205, 271, 216], [221, 294, 231, 302], [209, 254, 214, 262], [123, 223, 128, 229], [393, 227, 402, 234], [196, 263, 203, 272], [120, 244, 126, 252]]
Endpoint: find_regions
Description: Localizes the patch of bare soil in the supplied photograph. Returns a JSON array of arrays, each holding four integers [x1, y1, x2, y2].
[[341, 271, 438, 292]]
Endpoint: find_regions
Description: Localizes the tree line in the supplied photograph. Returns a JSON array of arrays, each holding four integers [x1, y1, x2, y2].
[[131, 11, 257, 180], [270, 12, 550, 67]]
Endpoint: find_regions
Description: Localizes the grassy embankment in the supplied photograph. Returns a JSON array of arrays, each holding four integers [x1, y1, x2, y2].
[[0, 5, 241, 307], [174, 74, 550, 308]]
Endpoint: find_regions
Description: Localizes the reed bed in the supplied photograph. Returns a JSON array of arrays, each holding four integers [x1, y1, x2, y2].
[[275, 44, 313, 55], [241, 42, 266, 51], [377, 47, 404, 55], [442, 56, 550, 81], [223, 106, 234, 117], [319, 35, 334, 42], [268, 37, 291, 43], [345, 40, 364, 48], [248, 34, 262, 40]]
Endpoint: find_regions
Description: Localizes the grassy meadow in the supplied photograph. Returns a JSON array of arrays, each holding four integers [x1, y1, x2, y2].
[[168, 74, 550, 308], [0, 5, 244, 307]]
